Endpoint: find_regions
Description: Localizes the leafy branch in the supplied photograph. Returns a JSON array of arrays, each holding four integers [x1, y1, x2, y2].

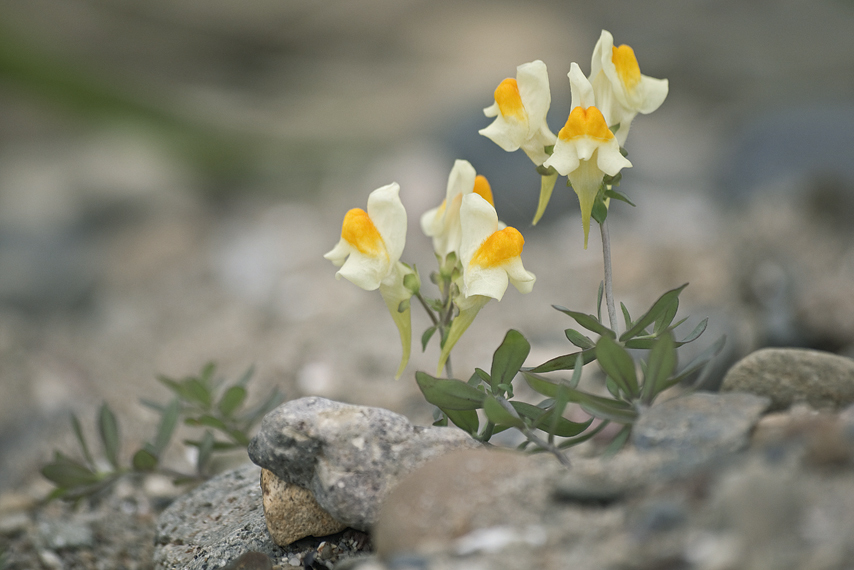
[[41, 363, 285, 501]]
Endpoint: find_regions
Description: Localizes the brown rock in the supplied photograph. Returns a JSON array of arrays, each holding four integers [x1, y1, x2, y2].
[[721, 348, 854, 411], [373, 448, 559, 560], [260, 469, 347, 546]]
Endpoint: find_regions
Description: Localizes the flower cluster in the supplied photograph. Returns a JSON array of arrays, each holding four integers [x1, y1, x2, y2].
[[325, 161, 535, 378], [480, 30, 668, 247]]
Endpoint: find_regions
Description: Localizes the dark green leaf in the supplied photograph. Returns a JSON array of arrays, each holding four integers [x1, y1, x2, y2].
[[421, 326, 437, 352], [185, 414, 229, 432], [653, 297, 679, 334], [564, 329, 595, 349], [604, 188, 635, 206], [552, 307, 616, 338], [217, 386, 247, 417], [153, 398, 180, 456], [228, 429, 250, 447], [558, 419, 611, 448], [524, 349, 596, 373], [510, 401, 593, 437], [490, 330, 530, 394], [157, 376, 195, 402], [444, 408, 479, 434], [620, 284, 688, 342], [596, 336, 639, 399], [70, 413, 95, 470], [605, 377, 622, 399], [183, 378, 212, 409], [467, 368, 490, 387], [591, 196, 608, 224], [415, 372, 486, 410], [597, 281, 604, 323], [139, 399, 167, 413], [41, 460, 99, 488], [642, 332, 677, 404], [196, 430, 215, 474], [522, 372, 636, 421], [237, 387, 286, 426], [132, 449, 158, 471], [98, 404, 121, 470], [483, 396, 524, 429]]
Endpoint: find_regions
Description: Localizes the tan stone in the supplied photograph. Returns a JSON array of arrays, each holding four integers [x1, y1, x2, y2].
[[260, 469, 347, 546]]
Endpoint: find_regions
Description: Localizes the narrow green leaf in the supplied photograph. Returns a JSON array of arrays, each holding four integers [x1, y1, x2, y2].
[[237, 387, 286, 426], [41, 460, 99, 488], [196, 430, 215, 474], [596, 336, 639, 399], [603, 424, 632, 457], [620, 284, 688, 341], [467, 368, 489, 387], [558, 419, 611, 448], [183, 439, 241, 451], [642, 332, 677, 404], [217, 386, 247, 418], [524, 349, 596, 373], [421, 326, 437, 352], [663, 335, 726, 390], [532, 171, 559, 226], [483, 396, 525, 429], [490, 330, 530, 394], [70, 413, 95, 470], [236, 364, 256, 388], [98, 404, 121, 470], [564, 329, 595, 349], [597, 281, 604, 323], [680, 318, 709, 344], [552, 306, 616, 338], [228, 429, 250, 447], [152, 398, 180, 456], [157, 376, 194, 402], [605, 377, 622, 399], [139, 399, 167, 413], [579, 400, 637, 424], [444, 408, 479, 434], [415, 372, 486, 411], [474, 368, 491, 384], [132, 449, 158, 471], [620, 302, 633, 331], [511, 401, 593, 437], [591, 196, 608, 224], [199, 362, 216, 388]]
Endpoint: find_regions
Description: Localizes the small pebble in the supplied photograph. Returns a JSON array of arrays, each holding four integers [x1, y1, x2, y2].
[[287, 554, 302, 567]]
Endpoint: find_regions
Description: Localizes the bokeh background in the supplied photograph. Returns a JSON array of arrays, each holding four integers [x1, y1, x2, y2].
[[2, 0, 854, 492]]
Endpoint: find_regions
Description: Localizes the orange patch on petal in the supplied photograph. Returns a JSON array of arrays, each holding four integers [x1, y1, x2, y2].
[[494, 78, 526, 120], [341, 208, 386, 257], [612, 45, 641, 92], [473, 175, 494, 206], [471, 227, 524, 268], [557, 106, 614, 142]]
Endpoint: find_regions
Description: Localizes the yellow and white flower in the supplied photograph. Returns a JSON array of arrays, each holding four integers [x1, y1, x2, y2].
[[420, 160, 496, 258], [324, 183, 413, 378], [543, 63, 632, 248], [437, 193, 535, 374], [589, 30, 668, 145], [479, 60, 556, 166]]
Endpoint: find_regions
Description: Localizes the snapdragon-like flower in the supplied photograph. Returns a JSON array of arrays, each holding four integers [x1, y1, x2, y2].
[[479, 60, 556, 166], [324, 183, 413, 378], [420, 160, 496, 258], [589, 30, 668, 146], [437, 193, 535, 374], [544, 63, 632, 248]]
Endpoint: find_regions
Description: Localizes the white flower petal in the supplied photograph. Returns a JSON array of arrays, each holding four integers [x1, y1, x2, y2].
[[334, 249, 388, 291], [543, 141, 580, 177], [464, 263, 510, 301], [459, 193, 499, 268], [569, 63, 596, 111], [366, 182, 406, 264], [504, 257, 536, 294], [517, 60, 551, 132], [596, 139, 633, 176]]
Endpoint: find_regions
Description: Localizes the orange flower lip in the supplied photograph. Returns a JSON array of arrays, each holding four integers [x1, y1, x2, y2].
[[473, 175, 494, 206], [341, 208, 386, 257], [471, 227, 525, 268], [557, 106, 614, 142], [494, 78, 526, 120], [612, 44, 641, 92]]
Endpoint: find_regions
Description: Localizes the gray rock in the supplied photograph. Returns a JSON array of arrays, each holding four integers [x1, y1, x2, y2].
[[248, 397, 480, 530], [37, 519, 94, 549], [153, 463, 284, 570], [721, 348, 854, 411], [632, 392, 770, 457]]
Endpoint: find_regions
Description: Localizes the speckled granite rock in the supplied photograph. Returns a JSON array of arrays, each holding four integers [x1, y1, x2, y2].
[[248, 397, 481, 530]]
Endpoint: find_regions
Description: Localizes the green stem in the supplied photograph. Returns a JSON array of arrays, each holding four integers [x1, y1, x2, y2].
[[599, 219, 619, 334]]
